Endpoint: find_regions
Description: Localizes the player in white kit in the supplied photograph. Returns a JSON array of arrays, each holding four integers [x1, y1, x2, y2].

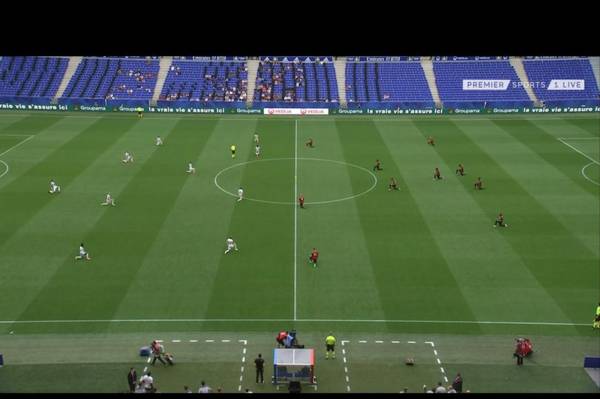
[[101, 193, 116, 206], [186, 162, 196, 174], [49, 179, 61, 194], [254, 133, 259, 144], [224, 237, 238, 254], [75, 243, 91, 261], [156, 136, 163, 146], [255, 144, 261, 159], [122, 151, 134, 163], [237, 187, 244, 201]]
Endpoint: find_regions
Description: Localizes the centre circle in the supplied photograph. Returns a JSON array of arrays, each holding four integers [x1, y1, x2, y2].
[[214, 158, 378, 205]]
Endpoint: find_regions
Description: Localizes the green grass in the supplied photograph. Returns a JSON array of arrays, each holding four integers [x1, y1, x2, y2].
[[0, 112, 598, 393]]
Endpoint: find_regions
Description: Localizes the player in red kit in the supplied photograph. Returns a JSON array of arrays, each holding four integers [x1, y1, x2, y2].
[[298, 194, 305, 208], [309, 248, 319, 268]]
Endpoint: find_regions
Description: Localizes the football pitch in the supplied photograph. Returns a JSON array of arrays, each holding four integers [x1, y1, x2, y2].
[[0, 111, 598, 393]]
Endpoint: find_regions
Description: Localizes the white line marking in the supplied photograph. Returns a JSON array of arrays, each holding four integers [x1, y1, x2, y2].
[[581, 162, 600, 186], [436, 358, 441, 364], [189, 340, 198, 343], [242, 357, 245, 363], [238, 385, 242, 392], [343, 357, 347, 363], [156, 340, 163, 343], [440, 367, 445, 374], [214, 157, 378, 205], [205, 339, 214, 343], [557, 138, 600, 165], [143, 367, 148, 373], [345, 376, 349, 382], [172, 339, 180, 343], [239, 375, 243, 381], [0, 135, 34, 158], [375, 340, 384, 344], [425, 341, 435, 347], [146, 357, 151, 364], [0, 318, 588, 326], [344, 367, 348, 373], [391, 341, 400, 344], [407, 341, 416, 344], [359, 340, 367, 343], [222, 339, 230, 343], [444, 376, 448, 383], [433, 350, 438, 356], [347, 386, 351, 392], [341, 340, 350, 345], [0, 160, 8, 179], [342, 349, 346, 355], [294, 119, 298, 320], [0, 134, 35, 137], [241, 366, 244, 372], [238, 340, 248, 344], [242, 348, 246, 354]]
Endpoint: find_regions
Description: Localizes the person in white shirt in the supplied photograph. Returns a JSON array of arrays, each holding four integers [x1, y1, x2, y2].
[[224, 237, 238, 254], [198, 381, 212, 393], [122, 151, 134, 163], [101, 193, 116, 206], [156, 136, 163, 146], [140, 372, 154, 392], [49, 179, 61, 194], [237, 187, 244, 201], [255, 145, 261, 159], [254, 133, 259, 144], [75, 243, 91, 261], [187, 162, 196, 174]]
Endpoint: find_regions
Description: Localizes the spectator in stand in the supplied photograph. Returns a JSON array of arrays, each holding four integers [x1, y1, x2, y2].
[[434, 382, 447, 393]]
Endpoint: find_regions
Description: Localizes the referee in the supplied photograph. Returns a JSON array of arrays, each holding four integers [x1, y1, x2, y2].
[[325, 332, 336, 359]]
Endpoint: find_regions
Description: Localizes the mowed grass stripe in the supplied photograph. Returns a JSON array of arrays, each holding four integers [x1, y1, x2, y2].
[[0, 117, 179, 321], [111, 119, 259, 320], [0, 116, 136, 248], [562, 117, 600, 137], [413, 120, 599, 326], [464, 119, 599, 257], [375, 120, 576, 327], [490, 118, 599, 195], [335, 120, 481, 328], [205, 119, 295, 319], [296, 120, 386, 320], [14, 118, 217, 323]]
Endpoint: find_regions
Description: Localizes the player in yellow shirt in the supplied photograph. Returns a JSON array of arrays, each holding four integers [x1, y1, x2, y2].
[[594, 302, 600, 329], [325, 333, 336, 359], [230, 145, 236, 159]]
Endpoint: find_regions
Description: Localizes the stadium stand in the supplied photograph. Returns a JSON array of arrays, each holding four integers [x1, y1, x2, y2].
[[253, 57, 339, 108], [60, 58, 159, 106], [157, 60, 248, 108], [523, 59, 600, 106], [345, 60, 434, 109], [0, 56, 68, 104], [433, 60, 531, 108]]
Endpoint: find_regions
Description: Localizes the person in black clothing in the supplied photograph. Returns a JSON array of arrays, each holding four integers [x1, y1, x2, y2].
[[127, 367, 137, 393], [255, 353, 265, 383], [452, 373, 463, 393]]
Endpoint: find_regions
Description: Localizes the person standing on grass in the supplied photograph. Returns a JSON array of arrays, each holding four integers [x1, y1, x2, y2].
[[254, 353, 265, 383], [325, 332, 336, 359], [298, 194, 305, 208], [151, 340, 166, 366], [127, 368, 137, 393], [433, 167, 442, 180], [594, 303, 600, 329], [452, 373, 463, 393], [198, 381, 212, 393], [309, 248, 319, 268], [373, 159, 382, 171], [184, 386, 193, 393], [456, 163, 465, 176], [474, 177, 483, 190]]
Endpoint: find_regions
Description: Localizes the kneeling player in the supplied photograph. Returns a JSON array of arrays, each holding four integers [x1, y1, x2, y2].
[[122, 151, 134, 164], [373, 159, 383, 171], [75, 243, 91, 261], [49, 179, 61, 194], [433, 167, 442, 180], [456, 163, 465, 176], [494, 212, 508, 228], [305, 138, 314, 148], [474, 177, 483, 190], [427, 136, 435, 146], [224, 237, 238, 254], [186, 162, 196, 174], [101, 193, 116, 206], [388, 177, 399, 191], [309, 247, 319, 268]]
